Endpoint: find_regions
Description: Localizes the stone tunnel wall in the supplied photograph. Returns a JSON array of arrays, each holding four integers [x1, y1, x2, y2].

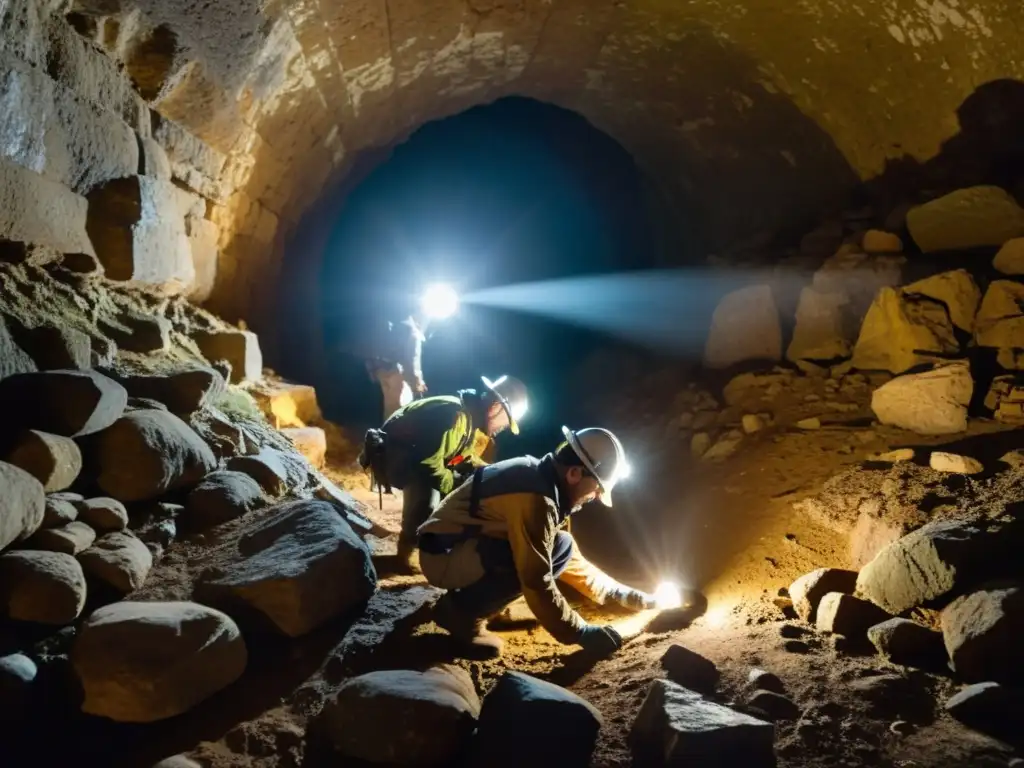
[[3, 0, 1024, 372]]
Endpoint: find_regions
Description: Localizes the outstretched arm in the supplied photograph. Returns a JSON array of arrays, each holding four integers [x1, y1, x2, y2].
[[557, 536, 657, 611]]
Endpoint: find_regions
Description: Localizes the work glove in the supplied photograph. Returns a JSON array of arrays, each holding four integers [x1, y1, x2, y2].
[[613, 588, 659, 611], [578, 624, 623, 655]]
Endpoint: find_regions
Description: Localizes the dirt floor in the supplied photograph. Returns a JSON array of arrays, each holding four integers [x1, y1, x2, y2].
[[16, 365, 1024, 768]]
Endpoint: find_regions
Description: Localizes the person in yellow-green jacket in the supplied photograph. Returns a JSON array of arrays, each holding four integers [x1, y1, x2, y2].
[[362, 374, 529, 572], [417, 425, 660, 659]]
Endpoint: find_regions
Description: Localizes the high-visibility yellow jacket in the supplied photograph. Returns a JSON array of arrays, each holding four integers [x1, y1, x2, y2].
[[417, 453, 636, 644]]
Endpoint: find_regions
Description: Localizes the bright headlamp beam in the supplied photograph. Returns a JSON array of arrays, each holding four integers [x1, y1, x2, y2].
[[653, 581, 682, 610], [421, 282, 459, 320]]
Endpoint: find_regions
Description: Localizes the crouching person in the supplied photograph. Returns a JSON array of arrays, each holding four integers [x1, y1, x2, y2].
[[417, 426, 658, 659]]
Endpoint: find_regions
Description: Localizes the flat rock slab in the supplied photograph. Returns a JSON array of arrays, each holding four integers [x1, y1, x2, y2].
[[6, 430, 82, 491], [631, 679, 774, 765], [321, 666, 479, 766], [194, 499, 377, 637], [0, 550, 86, 624], [474, 671, 603, 768], [72, 601, 247, 722], [789, 567, 858, 623], [941, 583, 1024, 685], [0, 461, 45, 550]]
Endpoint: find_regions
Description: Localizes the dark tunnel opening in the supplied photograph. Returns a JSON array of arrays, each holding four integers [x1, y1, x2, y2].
[[317, 96, 685, 458]]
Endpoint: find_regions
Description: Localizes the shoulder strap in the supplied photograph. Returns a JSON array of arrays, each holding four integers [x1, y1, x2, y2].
[[445, 408, 475, 466]]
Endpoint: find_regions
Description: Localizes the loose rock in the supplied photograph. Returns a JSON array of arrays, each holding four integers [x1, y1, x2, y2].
[[0, 369, 127, 438], [5, 430, 81, 492], [985, 375, 1024, 423], [280, 426, 327, 469], [10, 322, 92, 370], [789, 568, 858, 623], [906, 185, 1024, 252], [26, 521, 96, 555], [796, 417, 820, 430], [0, 550, 87, 624], [78, 532, 153, 594], [474, 671, 603, 768], [903, 269, 982, 334], [941, 583, 1024, 684], [226, 447, 306, 496], [660, 644, 720, 694], [746, 690, 800, 722], [748, 669, 786, 694], [816, 592, 890, 637], [89, 410, 216, 502], [704, 285, 782, 369], [321, 666, 480, 766], [945, 682, 1023, 742], [72, 601, 247, 722], [993, 237, 1024, 275], [870, 362, 972, 435], [787, 288, 852, 363], [74, 497, 128, 532], [193, 330, 262, 384], [691, 432, 711, 458], [867, 618, 946, 668], [1, 460, 47, 550], [186, 470, 265, 529], [870, 448, 915, 463], [974, 280, 1024, 351], [929, 451, 984, 475], [42, 493, 80, 527], [631, 679, 774, 765], [194, 500, 377, 637], [0, 653, 37, 705], [112, 367, 225, 415], [862, 230, 903, 253], [851, 288, 958, 374], [742, 414, 766, 434]]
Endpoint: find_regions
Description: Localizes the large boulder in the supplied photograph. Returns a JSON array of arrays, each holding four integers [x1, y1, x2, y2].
[[786, 288, 852, 363], [0, 550, 87, 624], [321, 666, 480, 766], [0, 461, 46, 549], [226, 448, 307, 497], [941, 583, 1024, 685], [78, 532, 153, 594], [906, 186, 1024, 252], [856, 520, 1009, 615], [788, 567, 858, 623], [867, 618, 946, 668], [703, 285, 782, 369], [974, 280, 1024, 351], [88, 410, 216, 502], [0, 370, 127, 438], [870, 362, 972, 435], [5, 430, 81, 492], [473, 671, 602, 767], [185, 470, 265, 529], [72, 601, 247, 722], [902, 269, 982, 333], [193, 330, 262, 383], [631, 679, 774, 765], [194, 500, 377, 637], [851, 288, 959, 373]]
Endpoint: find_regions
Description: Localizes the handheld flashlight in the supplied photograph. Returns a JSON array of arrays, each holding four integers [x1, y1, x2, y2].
[[421, 283, 459, 320]]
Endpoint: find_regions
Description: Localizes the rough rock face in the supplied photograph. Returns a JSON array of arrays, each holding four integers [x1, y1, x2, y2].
[[0, 315, 37, 380], [226, 447, 308, 496], [941, 584, 1024, 684], [867, 618, 946, 668], [474, 671, 603, 768], [279, 426, 326, 469], [0, 550, 87, 624], [9, 322, 92, 370], [902, 270, 982, 334], [703, 285, 782, 369], [194, 500, 376, 637], [5, 430, 82, 492], [78, 532, 153, 594], [0, 461, 46, 550], [985, 376, 1024, 423], [788, 568, 857, 623], [786, 288, 851, 363], [974, 280, 1024, 351], [72, 601, 247, 722], [993, 238, 1024, 275], [193, 330, 262, 383], [321, 666, 480, 766], [0, 369, 127, 438], [870, 363, 972, 435], [185, 470, 265, 529], [631, 679, 774, 765], [90, 410, 216, 502], [851, 288, 958, 374], [906, 186, 1024, 252]]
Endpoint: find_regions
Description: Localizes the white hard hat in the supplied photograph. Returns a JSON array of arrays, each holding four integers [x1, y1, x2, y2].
[[560, 426, 630, 507], [482, 375, 528, 435]]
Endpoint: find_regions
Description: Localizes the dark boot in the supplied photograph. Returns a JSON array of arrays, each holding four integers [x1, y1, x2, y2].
[[433, 593, 505, 659]]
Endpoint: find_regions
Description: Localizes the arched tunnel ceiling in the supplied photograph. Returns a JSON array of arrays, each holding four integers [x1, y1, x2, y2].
[[72, 0, 1024, 328]]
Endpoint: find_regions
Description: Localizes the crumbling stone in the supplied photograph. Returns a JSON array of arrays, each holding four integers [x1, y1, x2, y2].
[[704, 285, 782, 369], [0, 461, 46, 550], [815, 592, 890, 637], [193, 329, 262, 383], [867, 618, 945, 668], [787, 288, 852, 363], [72, 601, 247, 722], [79, 531, 153, 593], [6, 430, 81, 492], [27, 520, 96, 556], [322, 666, 480, 766], [993, 238, 1024, 275], [870, 362, 971, 435], [89, 410, 216, 502], [906, 186, 1024, 252], [941, 583, 1024, 685], [194, 500, 377, 637], [631, 679, 774, 765], [851, 288, 958, 373], [185, 470, 265, 529], [74, 497, 128, 533], [661, 644, 720, 694], [741, 414, 766, 434], [929, 451, 983, 475], [902, 269, 981, 333], [0, 550, 87, 624], [0, 316, 37, 380], [789, 568, 858, 623]]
